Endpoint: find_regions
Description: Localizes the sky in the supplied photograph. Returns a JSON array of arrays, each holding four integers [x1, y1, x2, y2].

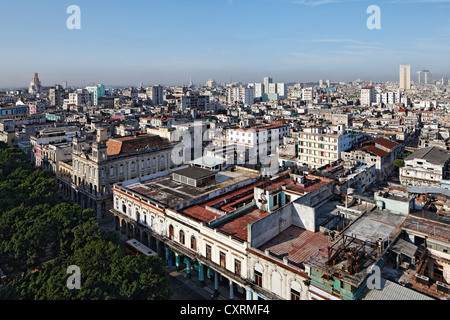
[[1, 0, 450, 88]]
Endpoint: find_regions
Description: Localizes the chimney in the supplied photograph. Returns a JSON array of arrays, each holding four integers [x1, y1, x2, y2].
[[96, 128, 107, 143]]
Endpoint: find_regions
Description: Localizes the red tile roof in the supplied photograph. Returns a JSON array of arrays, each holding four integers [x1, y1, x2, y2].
[[216, 208, 270, 241], [106, 134, 171, 156], [363, 137, 399, 150], [359, 145, 388, 157]]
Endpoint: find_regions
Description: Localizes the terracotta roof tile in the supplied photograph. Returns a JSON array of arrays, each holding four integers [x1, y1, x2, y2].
[[106, 134, 171, 156]]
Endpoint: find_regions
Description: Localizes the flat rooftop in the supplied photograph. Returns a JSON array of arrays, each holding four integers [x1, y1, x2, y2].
[[119, 168, 260, 210], [258, 225, 332, 269], [306, 209, 408, 287], [342, 209, 407, 245], [402, 214, 450, 242], [173, 166, 217, 179]]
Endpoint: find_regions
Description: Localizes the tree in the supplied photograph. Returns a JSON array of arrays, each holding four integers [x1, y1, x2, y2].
[[0, 204, 53, 273], [43, 203, 96, 258], [394, 158, 405, 168], [1, 240, 172, 300], [0, 144, 172, 300], [110, 254, 171, 300]]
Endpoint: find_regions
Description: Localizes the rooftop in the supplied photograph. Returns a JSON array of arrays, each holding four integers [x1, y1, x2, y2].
[[214, 207, 270, 241], [405, 146, 450, 165], [173, 166, 217, 180], [118, 167, 260, 210], [258, 225, 332, 269], [306, 208, 407, 287], [106, 134, 172, 156]]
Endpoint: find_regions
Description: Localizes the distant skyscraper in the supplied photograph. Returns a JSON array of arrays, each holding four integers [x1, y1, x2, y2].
[[417, 70, 432, 85], [263, 77, 273, 94], [399, 65, 411, 90], [28, 72, 42, 94], [442, 77, 449, 86], [254, 83, 264, 99]]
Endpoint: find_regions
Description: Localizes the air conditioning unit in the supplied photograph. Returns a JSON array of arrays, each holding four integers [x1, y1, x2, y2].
[[436, 281, 450, 294], [415, 273, 429, 286]]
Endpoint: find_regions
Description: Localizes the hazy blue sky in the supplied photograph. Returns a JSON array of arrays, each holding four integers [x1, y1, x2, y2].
[[1, 0, 450, 88]]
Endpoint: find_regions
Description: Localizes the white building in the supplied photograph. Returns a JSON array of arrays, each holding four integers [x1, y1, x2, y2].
[[400, 65, 411, 90], [146, 85, 164, 106], [400, 146, 450, 188], [227, 86, 255, 105], [66, 90, 94, 106], [302, 87, 314, 101], [360, 86, 375, 106], [298, 125, 369, 169]]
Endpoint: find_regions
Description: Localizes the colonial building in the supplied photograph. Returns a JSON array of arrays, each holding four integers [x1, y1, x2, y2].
[[109, 166, 338, 300], [67, 129, 176, 218], [341, 137, 404, 181], [400, 146, 450, 188]]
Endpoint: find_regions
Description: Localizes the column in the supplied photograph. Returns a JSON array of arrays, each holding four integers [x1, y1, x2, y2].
[[175, 253, 181, 272], [214, 271, 219, 295], [165, 247, 171, 265], [198, 262, 205, 287], [246, 288, 253, 301], [229, 279, 234, 300], [186, 259, 192, 279]]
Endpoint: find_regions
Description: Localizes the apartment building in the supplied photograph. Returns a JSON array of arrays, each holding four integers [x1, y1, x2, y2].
[[225, 124, 289, 172], [341, 137, 404, 181], [298, 125, 369, 169], [400, 146, 450, 188], [227, 86, 255, 105]]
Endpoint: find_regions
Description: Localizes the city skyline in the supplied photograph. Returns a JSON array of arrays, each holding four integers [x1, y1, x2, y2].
[[1, 0, 450, 87]]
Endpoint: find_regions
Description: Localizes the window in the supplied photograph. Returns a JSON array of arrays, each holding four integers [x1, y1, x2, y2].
[[119, 165, 124, 174], [254, 270, 262, 287], [220, 252, 226, 268], [235, 260, 241, 276], [109, 166, 114, 177], [169, 225, 174, 240], [122, 201, 126, 214], [179, 230, 185, 245], [291, 289, 301, 300], [131, 162, 136, 172], [191, 236, 197, 251], [206, 244, 212, 260]]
